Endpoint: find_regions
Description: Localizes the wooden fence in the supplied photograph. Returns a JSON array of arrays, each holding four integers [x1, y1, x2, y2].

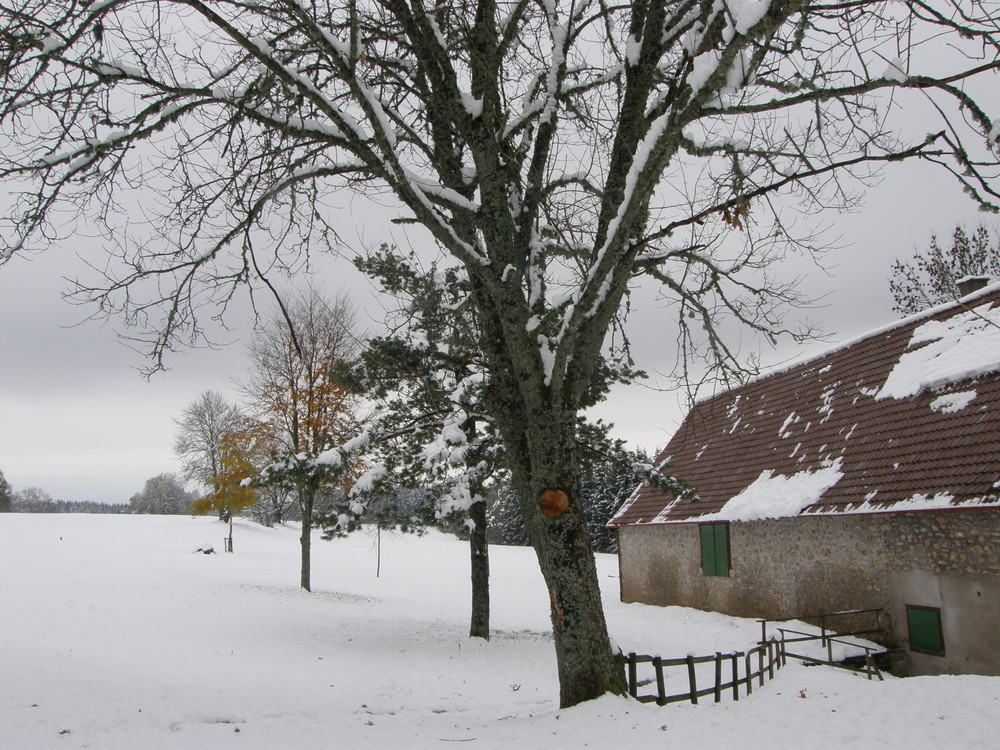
[[624, 637, 785, 706]]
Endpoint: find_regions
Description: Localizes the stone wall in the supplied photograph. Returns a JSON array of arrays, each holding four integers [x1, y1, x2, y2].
[[616, 508, 1000, 676]]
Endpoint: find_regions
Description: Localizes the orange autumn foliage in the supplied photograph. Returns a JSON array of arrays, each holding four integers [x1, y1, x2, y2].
[[189, 430, 259, 517]]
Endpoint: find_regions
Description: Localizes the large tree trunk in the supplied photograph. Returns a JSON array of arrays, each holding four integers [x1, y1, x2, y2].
[[543, 521, 622, 707], [474, 274, 626, 706], [497, 398, 625, 706], [300, 488, 312, 592], [468, 496, 490, 640], [513, 465, 625, 707]]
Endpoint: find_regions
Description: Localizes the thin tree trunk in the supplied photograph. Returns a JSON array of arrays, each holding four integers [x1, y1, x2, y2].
[[468, 496, 490, 640], [300, 488, 312, 592]]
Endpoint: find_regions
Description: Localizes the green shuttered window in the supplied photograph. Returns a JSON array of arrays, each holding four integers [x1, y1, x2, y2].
[[906, 605, 945, 656], [700, 523, 730, 577]]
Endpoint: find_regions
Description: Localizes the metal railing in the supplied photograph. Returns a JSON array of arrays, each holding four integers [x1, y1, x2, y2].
[[773, 625, 884, 680]]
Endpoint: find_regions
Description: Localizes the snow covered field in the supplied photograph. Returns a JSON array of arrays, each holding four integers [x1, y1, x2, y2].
[[1, 514, 997, 749]]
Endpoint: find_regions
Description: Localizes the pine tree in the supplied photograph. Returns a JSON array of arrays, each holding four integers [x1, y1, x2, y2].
[[0, 469, 12, 513], [579, 445, 651, 554], [488, 442, 650, 554], [333, 248, 497, 638]]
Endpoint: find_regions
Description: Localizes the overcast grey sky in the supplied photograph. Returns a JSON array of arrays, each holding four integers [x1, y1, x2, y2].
[[0, 155, 990, 504]]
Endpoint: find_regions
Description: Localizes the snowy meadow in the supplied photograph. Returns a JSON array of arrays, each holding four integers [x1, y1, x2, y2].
[[1, 514, 997, 749]]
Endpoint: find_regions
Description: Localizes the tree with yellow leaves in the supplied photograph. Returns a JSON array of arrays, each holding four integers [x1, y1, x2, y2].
[[242, 288, 359, 590], [189, 429, 261, 552]]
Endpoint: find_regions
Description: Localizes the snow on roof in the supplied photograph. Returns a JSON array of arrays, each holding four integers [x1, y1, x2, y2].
[[611, 284, 1000, 527], [693, 280, 1000, 407], [698, 459, 844, 523], [876, 302, 1000, 399]]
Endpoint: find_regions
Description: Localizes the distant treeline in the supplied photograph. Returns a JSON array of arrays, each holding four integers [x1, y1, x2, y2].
[[11, 498, 130, 514]]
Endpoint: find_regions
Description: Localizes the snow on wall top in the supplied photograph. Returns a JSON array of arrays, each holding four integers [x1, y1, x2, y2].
[[610, 285, 1000, 527]]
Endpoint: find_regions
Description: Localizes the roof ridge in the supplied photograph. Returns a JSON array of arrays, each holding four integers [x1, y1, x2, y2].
[[694, 281, 1000, 407]]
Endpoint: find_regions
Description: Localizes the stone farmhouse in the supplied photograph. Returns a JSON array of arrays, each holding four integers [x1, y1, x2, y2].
[[609, 280, 1000, 676]]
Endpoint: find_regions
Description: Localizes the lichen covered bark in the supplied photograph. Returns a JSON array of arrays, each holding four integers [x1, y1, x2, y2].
[[479, 294, 626, 703]]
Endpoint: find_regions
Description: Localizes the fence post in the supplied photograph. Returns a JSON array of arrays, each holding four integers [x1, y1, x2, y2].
[[745, 651, 753, 696], [686, 654, 698, 705], [767, 640, 775, 679], [653, 657, 666, 706], [627, 653, 637, 698], [865, 652, 883, 681], [714, 652, 723, 703], [758, 644, 765, 686], [732, 654, 740, 701]]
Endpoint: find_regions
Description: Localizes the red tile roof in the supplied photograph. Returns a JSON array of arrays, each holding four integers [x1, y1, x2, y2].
[[610, 284, 1000, 527]]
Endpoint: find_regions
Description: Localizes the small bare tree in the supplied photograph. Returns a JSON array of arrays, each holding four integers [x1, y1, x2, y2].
[[890, 225, 1000, 315], [174, 390, 245, 497]]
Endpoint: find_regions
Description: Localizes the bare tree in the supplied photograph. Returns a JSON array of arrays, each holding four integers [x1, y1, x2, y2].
[[128, 473, 195, 515], [2, 0, 998, 706], [890, 225, 1000, 315], [242, 287, 358, 591], [174, 390, 245, 496]]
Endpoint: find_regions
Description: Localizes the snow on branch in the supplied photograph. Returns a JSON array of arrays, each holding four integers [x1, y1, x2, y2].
[[2, 0, 998, 396]]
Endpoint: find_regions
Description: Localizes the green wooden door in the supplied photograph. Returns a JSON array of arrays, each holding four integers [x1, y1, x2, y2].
[[700, 524, 729, 577]]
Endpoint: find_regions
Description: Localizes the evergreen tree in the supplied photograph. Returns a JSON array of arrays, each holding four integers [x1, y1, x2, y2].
[[0, 470, 12, 513], [486, 482, 530, 548], [10, 489, 128, 514], [488, 441, 650, 554], [330, 248, 497, 637], [578, 444, 651, 554], [341, 249, 660, 634]]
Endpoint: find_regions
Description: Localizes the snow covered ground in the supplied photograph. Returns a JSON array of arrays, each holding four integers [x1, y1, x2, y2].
[[1, 514, 997, 749]]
